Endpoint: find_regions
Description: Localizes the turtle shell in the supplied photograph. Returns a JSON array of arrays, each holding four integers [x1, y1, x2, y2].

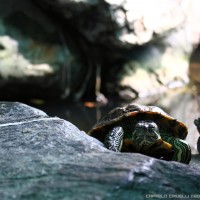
[[88, 103, 188, 142]]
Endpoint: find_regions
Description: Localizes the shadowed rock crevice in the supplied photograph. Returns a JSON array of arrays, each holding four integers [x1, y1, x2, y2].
[[1, 0, 199, 100]]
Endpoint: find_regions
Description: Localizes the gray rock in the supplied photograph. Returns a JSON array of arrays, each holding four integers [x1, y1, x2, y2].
[[0, 101, 47, 124], [0, 101, 200, 200]]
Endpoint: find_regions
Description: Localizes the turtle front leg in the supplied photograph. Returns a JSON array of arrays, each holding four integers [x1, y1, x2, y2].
[[104, 126, 124, 152], [162, 135, 191, 164]]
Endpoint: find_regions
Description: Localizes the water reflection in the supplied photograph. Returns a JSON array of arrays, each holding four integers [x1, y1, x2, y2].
[[31, 100, 120, 132]]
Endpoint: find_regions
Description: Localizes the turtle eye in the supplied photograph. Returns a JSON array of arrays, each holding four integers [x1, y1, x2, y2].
[[148, 124, 158, 132]]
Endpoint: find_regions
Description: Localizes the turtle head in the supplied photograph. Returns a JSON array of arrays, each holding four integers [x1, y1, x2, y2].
[[194, 118, 200, 134], [132, 121, 161, 150]]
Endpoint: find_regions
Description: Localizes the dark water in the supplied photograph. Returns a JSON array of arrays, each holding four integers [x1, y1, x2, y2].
[[29, 100, 120, 132]]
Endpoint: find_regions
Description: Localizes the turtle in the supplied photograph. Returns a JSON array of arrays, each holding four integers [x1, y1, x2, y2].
[[194, 118, 200, 154], [88, 103, 191, 164]]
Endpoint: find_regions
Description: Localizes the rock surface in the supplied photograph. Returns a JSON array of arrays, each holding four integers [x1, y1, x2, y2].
[[0, 102, 200, 199]]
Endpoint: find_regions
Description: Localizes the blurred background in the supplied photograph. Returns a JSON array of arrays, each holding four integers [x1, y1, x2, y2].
[[0, 0, 200, 153]]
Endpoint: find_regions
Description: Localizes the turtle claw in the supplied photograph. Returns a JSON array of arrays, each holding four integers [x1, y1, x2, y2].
[[147, 139, 174, 161]]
